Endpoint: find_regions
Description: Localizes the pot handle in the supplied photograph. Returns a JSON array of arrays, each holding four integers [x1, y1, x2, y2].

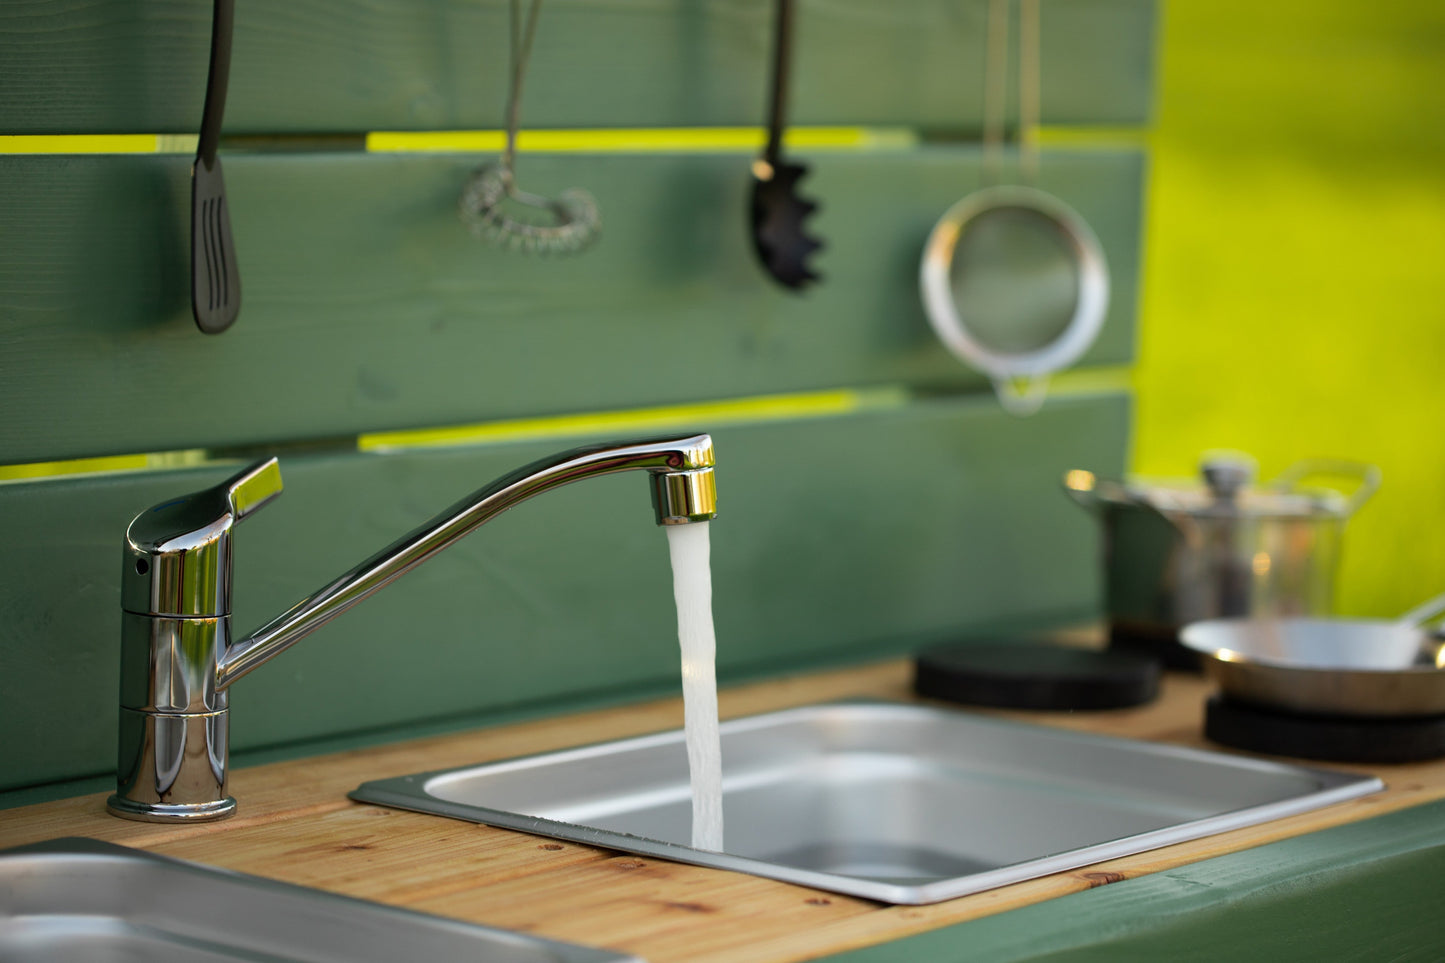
[[1269, 459, 1381, 517], [1059, 471, 1199, 541], [1062, 469, 1103, 511], [1061, 470, 1143, 513]]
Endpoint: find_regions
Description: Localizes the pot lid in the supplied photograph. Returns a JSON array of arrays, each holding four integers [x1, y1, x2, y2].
[[1068, 454, 1377, 521]]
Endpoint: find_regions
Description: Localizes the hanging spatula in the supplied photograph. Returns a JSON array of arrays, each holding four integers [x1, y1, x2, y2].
[[749, 0, 823, 290], [191, 0, 241, 334]]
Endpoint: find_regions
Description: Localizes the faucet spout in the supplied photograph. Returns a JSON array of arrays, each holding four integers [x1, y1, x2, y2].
[[108, 432, 715, 822], [218, 434, 715, 688]]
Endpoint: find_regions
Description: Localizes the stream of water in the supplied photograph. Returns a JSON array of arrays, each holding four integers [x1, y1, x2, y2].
[[665, 520, 724, 852]]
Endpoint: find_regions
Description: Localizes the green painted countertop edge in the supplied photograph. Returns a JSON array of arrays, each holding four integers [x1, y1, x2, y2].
[[819, 797, 1445, 962]]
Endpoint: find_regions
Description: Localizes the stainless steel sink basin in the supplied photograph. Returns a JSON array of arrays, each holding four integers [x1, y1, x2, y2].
[[0, 837, 639, 962], [352, 701, 1382, 904]]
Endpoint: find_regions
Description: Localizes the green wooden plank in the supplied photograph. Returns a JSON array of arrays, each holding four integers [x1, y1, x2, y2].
[[0, 148, 1142, 462], [819, 797, 1445, 962], [0, 0, 1155, 135], [0, 392, 1126, 792]]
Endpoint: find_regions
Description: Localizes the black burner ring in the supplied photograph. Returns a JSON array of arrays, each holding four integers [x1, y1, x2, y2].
[[1205, 696, 1445, 764]]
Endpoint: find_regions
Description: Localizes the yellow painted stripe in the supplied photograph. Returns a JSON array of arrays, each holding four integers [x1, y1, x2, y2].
[[2, 127, 914, 157], [0, 389, 907, 481], [0, 451, 207, 483], [358, 388, 909, 453], [0, 370, 1132, 481], [0, 126, 1150, 157], [156, 134, 201, 154], [1046, 364, 1135, 397], [1034, 126, 1151, 149], [368, 130, 506, 153], [366, 126, 917, 154], [0, 134, 162, 154]]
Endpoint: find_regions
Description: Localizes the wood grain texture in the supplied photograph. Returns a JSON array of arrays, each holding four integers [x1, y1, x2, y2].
[[0, 0, 1155, 135], [3, 660, 1444, 963], [0, 148, 1142, 462], [0, 393, 1127, 791]]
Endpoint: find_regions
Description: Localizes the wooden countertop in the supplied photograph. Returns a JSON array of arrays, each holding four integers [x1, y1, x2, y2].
[[5, 659, 1445, 962]]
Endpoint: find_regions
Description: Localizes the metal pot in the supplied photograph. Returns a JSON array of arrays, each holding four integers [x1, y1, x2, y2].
[[1064, 455, 1380, 669]]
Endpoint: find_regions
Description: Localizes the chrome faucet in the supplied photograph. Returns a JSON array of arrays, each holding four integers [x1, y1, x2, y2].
[[107, 434, 717, 822]]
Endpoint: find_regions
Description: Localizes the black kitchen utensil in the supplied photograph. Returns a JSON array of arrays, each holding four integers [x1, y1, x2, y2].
[[749, 0, 823, 290], [191, 0, 240, 334]]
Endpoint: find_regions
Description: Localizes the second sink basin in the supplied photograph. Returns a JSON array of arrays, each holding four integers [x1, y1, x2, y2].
[[0, 837, 638, 962], [351, 701, 1382, 904]]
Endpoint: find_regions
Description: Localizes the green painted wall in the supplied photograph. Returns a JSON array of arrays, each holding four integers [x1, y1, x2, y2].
[[0, 397, 1128, 794], [0, 0, 1154, 133], [0, 148, 1143, 462], [0, 0, 1151, 799]]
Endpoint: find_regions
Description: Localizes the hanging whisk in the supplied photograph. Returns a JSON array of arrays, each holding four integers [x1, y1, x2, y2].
[[459, 0, 600, 255]]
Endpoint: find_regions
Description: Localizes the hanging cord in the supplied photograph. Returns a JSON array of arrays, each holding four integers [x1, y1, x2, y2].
[[500, 0, 542, 188], [981, 0, 1008, 187], [980, 0, 1041, 187], [978, 0, 1054, 415], [459, 0, 600, 255], [1018, 0, 1040, 184]]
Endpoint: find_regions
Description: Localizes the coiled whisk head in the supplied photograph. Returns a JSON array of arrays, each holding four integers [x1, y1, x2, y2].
[[459, 165, 600, 256]]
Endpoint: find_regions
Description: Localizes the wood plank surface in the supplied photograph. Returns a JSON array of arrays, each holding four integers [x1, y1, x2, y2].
[[0, 147, 1142, 463], [3, 658, 1444, 963], [0, 393, 1127, 791], [0, 0, 1155, 135]]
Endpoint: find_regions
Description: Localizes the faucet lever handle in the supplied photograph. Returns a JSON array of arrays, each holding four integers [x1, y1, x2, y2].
[[123, 457, 283, 617], [225, 457, 284, 521]]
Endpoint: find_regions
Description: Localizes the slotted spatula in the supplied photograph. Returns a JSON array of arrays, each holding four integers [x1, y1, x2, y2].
[[191, 0, 241, 334]]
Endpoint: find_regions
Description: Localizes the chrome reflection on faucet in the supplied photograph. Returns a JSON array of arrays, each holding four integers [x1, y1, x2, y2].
[[108, 434, 718, 822]]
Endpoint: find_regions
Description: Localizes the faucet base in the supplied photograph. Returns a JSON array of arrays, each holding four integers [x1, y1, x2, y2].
[[105, 793, 237, 823], [110, 706, 234, 821]]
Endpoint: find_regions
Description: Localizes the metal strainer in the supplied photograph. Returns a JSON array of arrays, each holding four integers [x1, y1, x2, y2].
[[920, 0, 1109, 415]]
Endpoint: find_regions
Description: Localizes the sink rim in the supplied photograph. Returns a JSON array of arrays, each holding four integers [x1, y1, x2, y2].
[[0, 836, 641, 963], [350, 700, 1384, 905]]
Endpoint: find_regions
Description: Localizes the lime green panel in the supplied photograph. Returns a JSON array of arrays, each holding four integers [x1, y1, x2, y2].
[[820, 798, 1445, 962], [0, 393, 1127, 793], [0, 148, 1142, 463], [0, 0, 1154, 135], [1133, 1, 1445, 618]]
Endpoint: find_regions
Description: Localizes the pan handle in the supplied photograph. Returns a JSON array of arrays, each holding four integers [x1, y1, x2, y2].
[[1399, 590, 1445, 629], [1270, 459, 1381, 517]]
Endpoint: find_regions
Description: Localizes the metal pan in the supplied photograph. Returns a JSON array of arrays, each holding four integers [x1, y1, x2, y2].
[[1181, 592, 1445, 717]]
